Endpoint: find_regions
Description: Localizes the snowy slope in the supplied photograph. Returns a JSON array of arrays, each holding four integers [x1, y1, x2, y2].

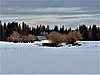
[[0, 41, 100, 74]]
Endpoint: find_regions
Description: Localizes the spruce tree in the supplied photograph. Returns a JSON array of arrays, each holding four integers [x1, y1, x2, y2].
[[92, 25, 97, 40]]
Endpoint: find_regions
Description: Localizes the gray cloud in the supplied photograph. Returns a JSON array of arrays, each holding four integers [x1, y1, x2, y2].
[[1, 0, 99, 9], [0, 0, 99, 28]]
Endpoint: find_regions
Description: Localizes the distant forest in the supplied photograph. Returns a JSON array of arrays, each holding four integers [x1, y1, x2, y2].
[[0, 21, 100, 41]]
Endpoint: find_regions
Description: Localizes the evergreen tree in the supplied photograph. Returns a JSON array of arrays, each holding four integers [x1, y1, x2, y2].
[[65, 28, 68, 34], [3, 23, 7, 40], [60, 25, 64, 34], [22, 22, 29, 35], [42, 25, 46, 31], [47, 25, 50, 30], [67, 27, 71, 33], [32, 27, 36, 35], [6, 22, 11, 37], [18, 24, 22, 35], [92, 25, 97, 40], [79, 25, 88, 40], [97, 27, 100, 40], [88, 26, 92, 40], [54, 26, 58, 31], [0, 21, 2, 40]]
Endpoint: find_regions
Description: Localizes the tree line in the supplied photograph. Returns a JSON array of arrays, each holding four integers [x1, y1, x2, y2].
[[0, 21, 100, 42]]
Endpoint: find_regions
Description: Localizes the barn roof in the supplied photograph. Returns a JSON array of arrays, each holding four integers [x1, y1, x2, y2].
[[36, 36, 47, 41]]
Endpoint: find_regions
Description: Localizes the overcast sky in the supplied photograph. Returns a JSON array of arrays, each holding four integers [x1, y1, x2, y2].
[[0, 0, 100, 28]]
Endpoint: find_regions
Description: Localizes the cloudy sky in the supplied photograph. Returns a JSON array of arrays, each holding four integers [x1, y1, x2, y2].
[[0, 0, 100, 28]]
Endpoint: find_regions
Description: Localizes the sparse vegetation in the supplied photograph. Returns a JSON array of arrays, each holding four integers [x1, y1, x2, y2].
[[7, 31, 37, 43]]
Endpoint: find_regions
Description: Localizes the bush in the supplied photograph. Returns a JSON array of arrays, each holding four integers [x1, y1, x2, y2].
[[66, 30, 83, 44], [22, 35, 28, 43], [27, 34, 37, 42], [48, 31, 64, 45], [8, 31, 21, 42]]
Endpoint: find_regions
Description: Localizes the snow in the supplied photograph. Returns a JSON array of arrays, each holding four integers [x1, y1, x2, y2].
[[0, 41, 100, 74], [41, 40, 51, 43]]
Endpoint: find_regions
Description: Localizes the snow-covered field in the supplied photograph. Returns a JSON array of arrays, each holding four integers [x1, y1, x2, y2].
[[0, 41, 100, 74]]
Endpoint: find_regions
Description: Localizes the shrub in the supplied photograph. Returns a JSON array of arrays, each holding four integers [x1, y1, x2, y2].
[[8, 31, 21, 42], [48, 31, 64, 45], [27, 34, 37, 42], [66, 30, 83, 43], [22, 35, 28, 43]]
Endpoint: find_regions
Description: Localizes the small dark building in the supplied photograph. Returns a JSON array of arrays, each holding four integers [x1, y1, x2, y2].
[[36, 36, 62, 47], [36, 36, 47, 41]]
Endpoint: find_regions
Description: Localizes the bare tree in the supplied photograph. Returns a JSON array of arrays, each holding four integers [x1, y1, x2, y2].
[[8, 31, 21, 42], [22, 35, 28, 43], [66, 30, 82, 43], [48, 31, 64, 45], [27, 34, 37, 42]]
